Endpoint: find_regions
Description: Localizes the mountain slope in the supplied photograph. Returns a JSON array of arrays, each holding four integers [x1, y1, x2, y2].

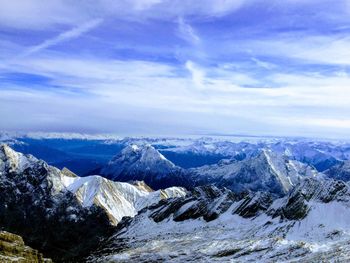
[[87, 177, 350, 262], [61, 173, 187, 225], [189, 149, 318, 196], [269, 141, 343, 171], [100, 144, 193, 190]]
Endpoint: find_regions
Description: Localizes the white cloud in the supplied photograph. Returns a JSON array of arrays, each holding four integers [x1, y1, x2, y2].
[[249, 35, 350, 66], [185, 60, 205, 89], [177, 17, 200, 45], [251, 57, 276, 70], [0, 0, 87, 29], [2, 0, 350, 137], [2, 54, 350, 137], [0, 0, 246, 30]]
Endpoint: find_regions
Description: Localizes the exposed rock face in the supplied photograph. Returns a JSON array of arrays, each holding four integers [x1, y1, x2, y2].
[[100, 144, 193, 190], [268, 178, 350, 220], [0, 231, 52, 263], [61, 167, 78, 178], [189, 149, 318, 197], [233, 191, 273, 218], [143, 185, 272, 223], [87, 177, 350, 262]]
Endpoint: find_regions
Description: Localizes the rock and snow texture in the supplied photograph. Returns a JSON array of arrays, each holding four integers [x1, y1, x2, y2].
[[100, 144, 193, 190], [88, 177, 350, 262], [0, 144, 187, 226], [0, 144, 187, 261], [189, 149, 318, 196], [0, 143, 67, 195], [0, 144, 115, 261], [61, 174, 187, 225]]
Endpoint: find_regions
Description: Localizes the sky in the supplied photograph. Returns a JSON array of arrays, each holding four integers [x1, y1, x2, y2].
[[1, 0, 350, 138]]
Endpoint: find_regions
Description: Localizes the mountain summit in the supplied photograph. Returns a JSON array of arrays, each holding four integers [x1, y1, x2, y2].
[[100, 144, 193, 190], [190, 149, 318, 196]]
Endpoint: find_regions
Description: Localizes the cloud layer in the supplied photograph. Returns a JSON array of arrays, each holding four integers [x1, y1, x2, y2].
[[1, 0, 350, 138]]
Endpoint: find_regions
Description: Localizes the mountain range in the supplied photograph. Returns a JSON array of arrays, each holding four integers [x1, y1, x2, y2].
[[0, 144, 185, 262], [1, 135, 350, 262]]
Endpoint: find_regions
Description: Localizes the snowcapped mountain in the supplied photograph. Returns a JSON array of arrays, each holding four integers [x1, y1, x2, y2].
[[161, 140, 261, 159], [0, 144, 186, 261], [189, 149, 318, 196], [87, 177, 350, 262], [0, 144, 187, 225], [61, 172, 187, 225], [0, 144, 114, 262], [100, 144, 193, 190], [161, 138, 350, 171], [269, 141, 344, 171]]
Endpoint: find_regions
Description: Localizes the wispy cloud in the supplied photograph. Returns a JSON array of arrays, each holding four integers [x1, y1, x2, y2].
[[185, 60, 205, 89], [2, 0, 350, 137], [251, 58, 276, 70], [19, 19, 103, 58], [177, 17, 200, 45]]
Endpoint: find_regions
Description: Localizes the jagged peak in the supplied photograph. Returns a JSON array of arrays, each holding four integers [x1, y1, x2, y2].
[[0, 144, 39, 174], [121, 144, 172, 164], [0, 143, 19, 158], [108, 143, 176, 169]]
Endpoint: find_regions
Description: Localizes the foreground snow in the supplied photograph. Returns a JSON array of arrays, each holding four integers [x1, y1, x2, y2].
[[88, 179, 350, 262]]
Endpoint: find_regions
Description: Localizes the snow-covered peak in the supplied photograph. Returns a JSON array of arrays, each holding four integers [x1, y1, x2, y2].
[[60, 173, 187, 225], [0, 143, 67, 195], [190, 148, 318, 196], [100, 144, 191, 190], [0, 143, 37, 174], [259, 149, 318, 191], [119, 144, 174, 166]]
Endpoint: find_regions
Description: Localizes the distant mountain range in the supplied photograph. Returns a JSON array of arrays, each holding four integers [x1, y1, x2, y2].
[[97, 144, 319, 196], [1, 133, 349, 176]]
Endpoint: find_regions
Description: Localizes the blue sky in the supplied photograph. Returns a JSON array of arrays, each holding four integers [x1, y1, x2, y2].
[[1, 0, 350, 138]]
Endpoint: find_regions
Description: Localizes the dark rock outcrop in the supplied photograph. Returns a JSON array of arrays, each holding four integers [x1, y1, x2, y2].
[[268, 178, 349, 220], [233, 191, 273, 218], [0, 231, 52, 263], [147, 185, 272, 223]]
